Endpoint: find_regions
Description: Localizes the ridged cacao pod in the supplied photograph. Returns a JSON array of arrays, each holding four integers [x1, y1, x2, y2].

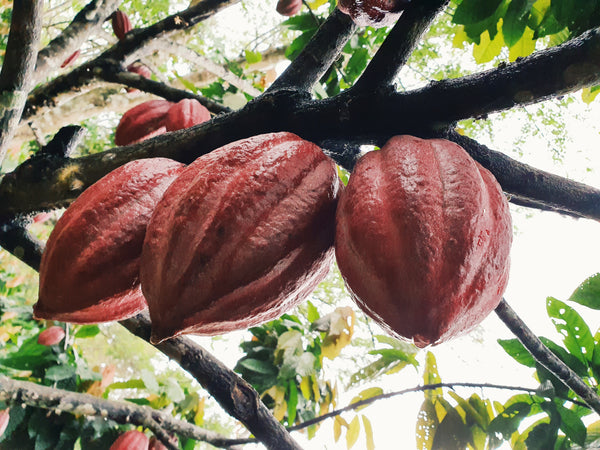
[[115, 100, 173, 146], [335, 135, 512, 347], [37, 326, 65, 346], [60, 50, 80, 68], [337, 0, 409, 28], [164, 99, 211, 132], [110, 430, 149, 450], [141, 132, 340, 343], [276, 0, 302, 16], [0, 409, 9, 437], [34, 158, 185, 324], [111, 10, 132, 41]]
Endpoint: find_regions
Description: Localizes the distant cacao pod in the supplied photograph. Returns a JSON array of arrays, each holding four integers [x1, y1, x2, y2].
[[126, 63, 152, 93], [141, 132, 340, 343], [60, 50, 80, 68], [0, 409, 9, 437], [164, 99, 211, 132], [110, 430, 149, 450], [37, 326, 65, 346], [34, 158, 185, 324], [276, 0, 302, 16], [337, 0, 410, 28], [335, 135, 512, 347], [111, 10, 132, 41], [115, 100, 173, 146], [149, 436, 169, 450]]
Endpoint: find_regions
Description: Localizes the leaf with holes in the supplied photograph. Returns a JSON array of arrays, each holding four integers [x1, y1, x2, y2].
[[546, 297, 594, 365]]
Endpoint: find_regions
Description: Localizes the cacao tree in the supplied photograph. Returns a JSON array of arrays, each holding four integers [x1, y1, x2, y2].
[[1, 0, 600, 449]]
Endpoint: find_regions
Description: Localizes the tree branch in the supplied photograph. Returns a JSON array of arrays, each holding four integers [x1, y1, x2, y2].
[[495, 299, 600, 415], [0, 0, 44, 166], [353, 0, 449, 90], [267, 9, 357, 92], [0, 376, 242, 450]]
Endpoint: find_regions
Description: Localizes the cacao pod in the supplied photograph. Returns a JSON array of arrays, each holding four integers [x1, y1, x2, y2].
[[163, 99, 211, 132], [60, 50, 80, 68], [337, 0, 409, 28], [149, 436, 169, 450], [276, 0, 302, 16], [34, 158, 185, 324], [126, 63, 152, 93], [0, 409, 9, 437], [37, 326, 65, 346], [335, 135, 512, 347], [141, 132, 340, 343], [111, 10, 132, 41], [115, 100, 173, 146], [110, 430, 149, 450]]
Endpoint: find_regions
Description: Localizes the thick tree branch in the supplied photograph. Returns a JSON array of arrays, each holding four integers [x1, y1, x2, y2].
[[267, 9, 357, 92], [495, 299, 600, 415], [353, 0, 449, 90], [0, 376, 241, 450], [35, 0, 123, 80], [0, 0, 43, 166]]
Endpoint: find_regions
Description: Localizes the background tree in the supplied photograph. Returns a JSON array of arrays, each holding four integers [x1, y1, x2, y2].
[[0, 0, 600, 448]]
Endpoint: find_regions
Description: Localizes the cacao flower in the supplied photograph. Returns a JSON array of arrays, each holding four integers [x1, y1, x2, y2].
[[337, 0, 410, 28], [110, 430, 149, 450], [37, 326, 65, 346], [60, 50, 80, 68], [164, 99, 211, 132], [34, 158, 185, 324], [141, 132, 340, 343], [276, 0, 302, 16], [335, 135, 512, 347], [111, 10, 132, 41], [115, 100, 173, 146], [0, 409, 9, 437]]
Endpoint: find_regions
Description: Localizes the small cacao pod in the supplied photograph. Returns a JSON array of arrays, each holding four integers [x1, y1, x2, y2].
[[110, 430, 149, 450], [164, 99, 211, 132], [126, 63, 152, 93], [0, 409, 9, 437], [335, 135, 512, 347], [337, 0, 410, 28], [115, 100, 173, 146], [141, 132, 340, 343], [37, 326, 65, 346], [149, 436, 170, 450], [111, 10, 132, 41], [34, 158, 185, 324], [276, 0, 302, 16], [60, 50, 80, 68]]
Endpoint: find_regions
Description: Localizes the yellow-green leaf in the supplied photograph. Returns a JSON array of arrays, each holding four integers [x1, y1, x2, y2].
[[300, 376, 312, 400], [333, 416, 344, 442], [362, 415, 375, 450], [423, 352, 442, 400], [473, 25, 504, 63], [452, 25, 470, 49], [582, 86, 600, 104], [350, 387, 384, 411], [508, 26, 536, 61], [416, 398, 438, 450], [346, 416, 360, 449]]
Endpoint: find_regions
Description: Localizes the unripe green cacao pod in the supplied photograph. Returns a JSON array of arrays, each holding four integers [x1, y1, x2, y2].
[[34, 158, 185, 324], [335, 135, 512, 347], [337, 0, 409, 28], [110, 430, 149, 450], [0, 409, 9, 437], [276, 0, 302, 16], [37, 326, 65, 346], [111, 10, 132, 41], [115, 100, 173, 146], [141, 132, 340, 343], [164, 99, 211, 132]]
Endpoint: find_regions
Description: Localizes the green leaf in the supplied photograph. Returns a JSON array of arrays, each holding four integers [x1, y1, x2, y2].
[[488, 402, 532, 448], [287, 381, 298, 425], [472, 26, 504, 63], [44, 364, 76, 382], [503, 0, 534, 46], [306, 300, 319, 323], [431, 405, 471, 450], [555, 403, 586, 446], [141, 369, 159, 393], [568, 273, 600, 309], [346, 415, 360, 449], [163, 378, 185, 402], [546, 297, 594, 364], [344, 48, 369, 83], [237, 358, 278, 375], [350, 387, 384, 412], [244, 49, 262, 65], [74, 325, 100, 339], [75, 365, 102, 382], [362, 415, 375, 450], [416, 398, 438, 450], [285, 30, 317, 61], [423, 351, 442, 400], [538, 336, 588, 378], [582, 86, 600, 105], [497, 338, 536, 367], [282, 14, 319, 32], [453, 0, 504, 25]]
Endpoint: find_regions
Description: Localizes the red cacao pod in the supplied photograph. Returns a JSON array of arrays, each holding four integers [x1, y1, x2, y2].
[[335, 135, 512, 347], [276, 0, 302, 16], [110, 430, 149, 450], [34, 158, 185, 324], [141, 132, 340, 343], [111, 10, 132, 41], [337, 0, 409, 28], [0, 409, 9, 437], [60, 50, 80, 68], [115, 100, 173, 146], [163, 99, 211, 132], [126, 63, 152, 93], [37, 326, 65, 346]]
